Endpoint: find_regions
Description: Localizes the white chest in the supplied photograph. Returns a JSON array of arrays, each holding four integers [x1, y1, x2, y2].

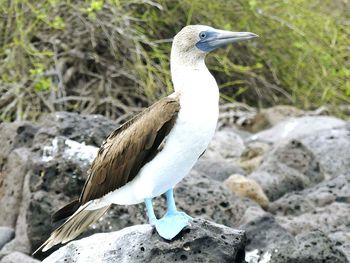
[[103, 68, 219, 205]]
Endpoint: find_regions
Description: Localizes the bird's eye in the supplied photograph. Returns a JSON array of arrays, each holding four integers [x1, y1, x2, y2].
[[199, 32, 207, 39]]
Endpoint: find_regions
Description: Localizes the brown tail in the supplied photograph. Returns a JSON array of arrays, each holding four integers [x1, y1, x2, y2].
[[51, 199, 80, 223], [34, 202, 110, 254]]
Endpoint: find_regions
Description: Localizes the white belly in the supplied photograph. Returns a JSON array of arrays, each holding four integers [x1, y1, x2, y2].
[[97, 68, 219, 206]]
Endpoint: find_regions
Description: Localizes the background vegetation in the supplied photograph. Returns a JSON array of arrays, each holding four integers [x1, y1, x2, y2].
[[0, 0, 349, 121]]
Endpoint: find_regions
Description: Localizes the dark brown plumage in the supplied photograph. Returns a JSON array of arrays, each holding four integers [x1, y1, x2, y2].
[[35, 96, 180, 253]]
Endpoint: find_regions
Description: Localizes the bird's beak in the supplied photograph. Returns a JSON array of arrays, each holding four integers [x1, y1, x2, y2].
[[196, 29, 258, 52], [212, 30, 258, 45]]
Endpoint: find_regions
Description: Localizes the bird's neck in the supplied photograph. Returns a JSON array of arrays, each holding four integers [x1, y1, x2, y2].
[[170, 50, 216, 93], [170, 54, 219, 115]]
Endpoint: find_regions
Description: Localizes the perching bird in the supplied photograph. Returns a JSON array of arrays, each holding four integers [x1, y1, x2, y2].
[[35, 25, 257, 253]]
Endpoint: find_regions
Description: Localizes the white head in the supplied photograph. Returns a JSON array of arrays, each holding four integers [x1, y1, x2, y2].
[[170, 25, 258, 71]]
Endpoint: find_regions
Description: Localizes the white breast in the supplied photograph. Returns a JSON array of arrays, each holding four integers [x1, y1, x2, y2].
[[99, 68, 219, 206]]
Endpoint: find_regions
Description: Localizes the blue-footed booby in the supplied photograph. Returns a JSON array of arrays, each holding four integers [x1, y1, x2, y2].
[[35, 25, 257, 253]]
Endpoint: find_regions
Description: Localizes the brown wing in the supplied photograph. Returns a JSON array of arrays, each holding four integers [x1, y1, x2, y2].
[[79, 96, 180, 204]]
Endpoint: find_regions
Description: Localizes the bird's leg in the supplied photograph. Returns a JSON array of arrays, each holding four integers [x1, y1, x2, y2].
[[164, 189, 191, 220], [150, 188, 192, 240], [144, 198, 157, 225], [165, 188, 177, 214]]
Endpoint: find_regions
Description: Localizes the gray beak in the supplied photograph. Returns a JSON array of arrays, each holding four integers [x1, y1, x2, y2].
[[196, 29, 258, 52]]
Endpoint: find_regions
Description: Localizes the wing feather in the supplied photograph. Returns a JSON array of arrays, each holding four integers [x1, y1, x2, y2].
[[79, 96, 180, 204]]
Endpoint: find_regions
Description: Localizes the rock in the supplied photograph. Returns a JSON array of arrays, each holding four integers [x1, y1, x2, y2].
[[269, 174, 350, 218], [329, 231, 350, 261], [0, 122, 39, 166], [223, 174, 269, 209], [193, 128, 246, 182], [299, 127, 350, 179], [239, 141, 271, 174], [268, 174, 350, 260], [249, 139, 324, 201], [241, 214, 294, 252], [203, 129, 245, 160], [269, 230, 348, 263], [248, 105, 305, 133], [0, 121, 38, 228], [0, 227, 14, 250], [250, 116, 345, 143], [36, 112, 118, 147], [193, 158, 244, 182], [0, 149, 32, 227], [0, 252, 40, 263], [42, 219, 246, 263]]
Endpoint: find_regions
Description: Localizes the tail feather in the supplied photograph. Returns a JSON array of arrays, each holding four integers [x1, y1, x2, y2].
[[51, 199, 80, 223], [34, 202, 110, 254]]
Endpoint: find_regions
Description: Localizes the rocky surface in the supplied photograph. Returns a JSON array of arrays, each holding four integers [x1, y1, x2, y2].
[[0, 252, 40, 263], [0, 109, 349, 262], [0, 228, 14, 250], [250, 116, 345, 143], [249, 139, 324, 201], [269, 230, 348, 263], [42, 219, 246, 263]]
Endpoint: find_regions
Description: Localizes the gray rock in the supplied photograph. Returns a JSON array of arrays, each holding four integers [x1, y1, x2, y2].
[[250, 116, 345, 143], [0, 149, 32, 227], [0, 122, 39, 165], [36, 112, 118, 147], [0, 227, 14, 250], [270, 230, 348, 263], [329, 231, 350, 261], [0, 121, 38, 228], [193, 128, 246, 182], [300, 127, 350, 179], [269, 174, 350, 261], [203, 128, 245, 160], [240, 214, 294, 252], [0, 252, 40, 263], [42, 219, 246, 263], [269, 174, 350, 218], [247, 105, 305, 133], [193, 158, 244, 181], [249, 139, 324, 201]]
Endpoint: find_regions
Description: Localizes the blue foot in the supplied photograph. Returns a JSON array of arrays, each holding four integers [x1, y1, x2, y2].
[[154, 211, 192, 240]]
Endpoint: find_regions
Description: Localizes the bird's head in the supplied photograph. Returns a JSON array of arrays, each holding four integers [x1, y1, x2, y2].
[[171, 25, 258, 68]]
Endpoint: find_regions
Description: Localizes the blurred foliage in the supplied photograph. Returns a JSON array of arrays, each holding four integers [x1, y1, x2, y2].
[[0, 0, 349, 121]]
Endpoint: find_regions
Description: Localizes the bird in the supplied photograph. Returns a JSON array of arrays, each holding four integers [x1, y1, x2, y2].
[[34, 25, 258, 253]]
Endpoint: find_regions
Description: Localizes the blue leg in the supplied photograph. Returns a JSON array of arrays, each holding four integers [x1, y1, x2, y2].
[[144, 198, 157, 224], [153, 189, 192, 240]]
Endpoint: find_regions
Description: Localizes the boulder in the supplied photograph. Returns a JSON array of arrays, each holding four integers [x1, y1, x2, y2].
[[241, 214, 294, 253], [269, 174, 350, 260], [36, 112, 118, 147], [203, 129, 245, 160], [239, 141, 271, 174], [299, 127, 350, 179], [249, 139, 324, 201], [269, 230, 348, 263], [223, 174, 269, 209], [42, 219, 246, 263], [193, 128, 246, 182], [250, 116, 345, 143], [248, 105, 305, 132], [0, 227, 14, 250], [0, 149, 32, 227], [0, 252, 40, 263], [192, 158, 244, 182]]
